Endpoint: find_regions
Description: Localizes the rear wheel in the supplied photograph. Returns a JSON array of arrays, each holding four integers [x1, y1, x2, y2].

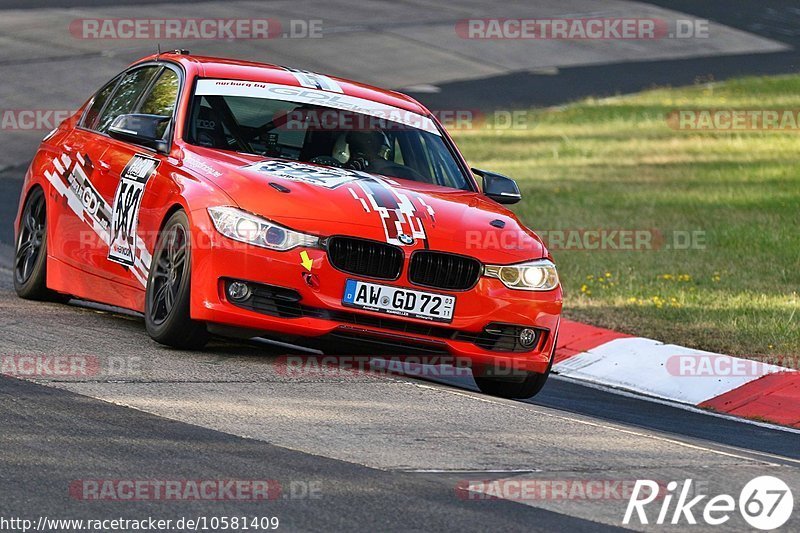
[[145, 210, 208, 349], [14, 187, 64, 301], [473, 335, 557, 399]]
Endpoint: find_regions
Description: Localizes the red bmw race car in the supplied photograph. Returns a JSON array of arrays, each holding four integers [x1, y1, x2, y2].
[[14, 52, 562, 399]]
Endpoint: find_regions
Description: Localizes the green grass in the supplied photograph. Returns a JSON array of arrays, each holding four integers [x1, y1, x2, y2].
[[452, 75, 800, 358]]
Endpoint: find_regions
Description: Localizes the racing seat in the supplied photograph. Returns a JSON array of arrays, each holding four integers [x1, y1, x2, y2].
[[194, 106, 228, 149], [299, 128, 336, 162]]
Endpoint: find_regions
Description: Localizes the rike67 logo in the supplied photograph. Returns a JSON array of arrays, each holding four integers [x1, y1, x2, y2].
[[624, 476, 794, 530]]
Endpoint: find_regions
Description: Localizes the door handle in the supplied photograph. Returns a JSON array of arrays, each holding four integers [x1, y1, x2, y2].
[[98, 160, 111, 173], [63, 144, 74, 153]]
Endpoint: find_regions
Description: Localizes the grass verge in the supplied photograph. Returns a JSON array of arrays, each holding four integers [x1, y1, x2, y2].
[[452, 75, 800, 358]]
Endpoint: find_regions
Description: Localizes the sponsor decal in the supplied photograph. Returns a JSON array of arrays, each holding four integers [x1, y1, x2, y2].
[[46, 153, 110, 240], [244, 160, 361, 189], [44, 152, 152, 286], [194, 79, 440, 135], [184, 154, 222, 177], [282, 66, 343, 93], [245, 159, 431, 247], [64, 152, 113, 233], [108, 154, 159, 266]]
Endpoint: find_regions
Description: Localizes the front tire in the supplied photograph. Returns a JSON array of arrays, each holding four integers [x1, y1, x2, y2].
[[14, 187, 64, 301], [145, 210, 208, 349], [473, 335, 557, 399]]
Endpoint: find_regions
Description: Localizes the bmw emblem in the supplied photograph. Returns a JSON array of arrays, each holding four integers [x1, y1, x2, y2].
[[398, 234, 414, 246]]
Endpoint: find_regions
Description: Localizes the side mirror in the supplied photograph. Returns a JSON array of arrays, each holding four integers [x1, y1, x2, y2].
[[472, 168, 522, 204], [108, 114, 171, 154]]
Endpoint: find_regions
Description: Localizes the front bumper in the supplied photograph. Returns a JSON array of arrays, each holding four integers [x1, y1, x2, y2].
[[190, 209, 562, 374]]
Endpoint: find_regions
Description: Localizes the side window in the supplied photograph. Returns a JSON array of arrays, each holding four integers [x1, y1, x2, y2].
[[191, 96, 234, 148], [96, 66, 160, 133], [138, 69, 180, 139], [81, 75, 121, 130], [393, 138, 405, 165]]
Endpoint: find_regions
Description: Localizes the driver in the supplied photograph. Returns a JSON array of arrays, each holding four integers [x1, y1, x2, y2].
[[333, 130, 393, 171], [328, 129, 431, 183]]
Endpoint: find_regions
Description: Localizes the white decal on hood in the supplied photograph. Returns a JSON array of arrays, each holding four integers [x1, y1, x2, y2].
[[352, 179, 428, 247], [246, 159, 431, 247], [244, 160, 362, 189]]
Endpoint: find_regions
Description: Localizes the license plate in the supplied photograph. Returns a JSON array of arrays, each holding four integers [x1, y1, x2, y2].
[[342, 279, 455, 323]]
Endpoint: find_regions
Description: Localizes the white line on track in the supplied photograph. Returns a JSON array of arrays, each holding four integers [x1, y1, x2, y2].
[[406, 381, 794, 468], [15, 272, 800, 467], [403, 469, 543, 473], [552, 373, 800, 437]]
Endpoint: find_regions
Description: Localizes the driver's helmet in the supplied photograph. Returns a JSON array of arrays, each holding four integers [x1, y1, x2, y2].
[[333, 130, 393, 166]]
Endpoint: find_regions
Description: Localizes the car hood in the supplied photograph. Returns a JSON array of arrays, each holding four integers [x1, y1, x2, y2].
[[183, 147, 546, 263]]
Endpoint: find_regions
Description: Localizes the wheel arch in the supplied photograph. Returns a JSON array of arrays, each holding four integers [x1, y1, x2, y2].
[[14, 164, 51, 246], [15, 183, 46, 238], [158, 202, 188, 232], [145, 201, 191, 287]]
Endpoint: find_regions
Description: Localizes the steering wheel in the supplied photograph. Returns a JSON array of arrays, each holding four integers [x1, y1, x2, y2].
[[369, 161, 432, 183], [308, 156, 343, 168]]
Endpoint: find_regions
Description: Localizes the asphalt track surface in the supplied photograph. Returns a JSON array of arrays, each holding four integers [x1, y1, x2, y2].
[[1, 376, 615, 532], [1, 1, 800, 531]]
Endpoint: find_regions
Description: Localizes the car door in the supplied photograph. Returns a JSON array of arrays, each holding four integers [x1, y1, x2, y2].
[[48, 74, 120, 269], [95, 65, 181, 289], [54, 65, 160, 284]]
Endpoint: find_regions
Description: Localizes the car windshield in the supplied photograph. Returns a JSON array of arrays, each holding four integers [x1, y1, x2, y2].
[[186, 79, 472, 191]]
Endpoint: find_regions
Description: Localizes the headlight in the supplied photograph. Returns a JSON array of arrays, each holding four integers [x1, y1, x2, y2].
[[484, 259, 559, 291], [207, 206, 319, 251]]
